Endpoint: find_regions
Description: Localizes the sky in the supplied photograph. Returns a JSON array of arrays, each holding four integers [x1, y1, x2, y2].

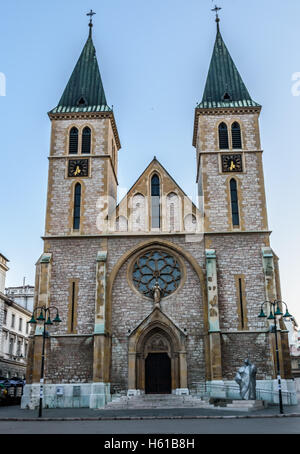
[[0, 0, 299, 323]]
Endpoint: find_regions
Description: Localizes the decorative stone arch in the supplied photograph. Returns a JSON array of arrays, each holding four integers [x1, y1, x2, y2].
[[115, 215, 128, 232], [166, 191, 181, 232], [184, 213, 197, 233], [131, 193, 146, 232], [128, 308, 187, 393], [107, 239, 207, 330], [106, 239, 209, 388]]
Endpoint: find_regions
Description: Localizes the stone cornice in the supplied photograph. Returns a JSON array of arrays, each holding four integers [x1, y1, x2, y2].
[[42, 230, 271, 240], [198, 149, 264, 155]]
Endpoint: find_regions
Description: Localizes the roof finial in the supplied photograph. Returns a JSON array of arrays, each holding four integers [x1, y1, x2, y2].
[[211, 4, 222, 31], [87, 9, 96, 37]]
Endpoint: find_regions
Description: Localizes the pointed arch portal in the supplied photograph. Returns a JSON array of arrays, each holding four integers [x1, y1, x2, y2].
[[128, 309, 188, 394]]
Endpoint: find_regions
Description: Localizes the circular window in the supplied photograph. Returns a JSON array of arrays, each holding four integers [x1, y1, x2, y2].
[[132, 250, 182, 299]]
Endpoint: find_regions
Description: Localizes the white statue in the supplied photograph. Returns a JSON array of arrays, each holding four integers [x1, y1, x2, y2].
[[235, 359, 257, 400], [152, 282, 162, 309]]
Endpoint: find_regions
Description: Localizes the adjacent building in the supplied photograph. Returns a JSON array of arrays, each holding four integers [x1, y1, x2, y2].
[[22, 14, 296, 409], [0, 254, 32, 379], [6, 284, 34, 313]]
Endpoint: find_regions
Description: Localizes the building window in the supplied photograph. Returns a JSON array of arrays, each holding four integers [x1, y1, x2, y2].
[[81, 127, 91, 154], [170, 203, 175, 231], [3, 309, 7, 325], [132, 250, 181, 299], [19, 318, 23, 332], [132, 194, 146, 232], [24, 342, 28, 358], [236, 276, 248, 330], [219, 122, 229, 149], [69, 127, 79, 154], [115, 216, 128, 232], [17, 340, 21, 357], [9, 337, 14, 355], [73, 183, 81, 230], [151, 174, 160, 229], [68, 281, 78, 334], [26, 322, 29, 334], [230, 178, 240, 226], [232, 122, 242, 149], [11, 314, 15, 329], [184, 214, 197, 233]]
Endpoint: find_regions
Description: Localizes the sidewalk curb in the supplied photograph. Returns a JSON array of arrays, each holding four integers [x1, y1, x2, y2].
[[0, 413, 300, 421]]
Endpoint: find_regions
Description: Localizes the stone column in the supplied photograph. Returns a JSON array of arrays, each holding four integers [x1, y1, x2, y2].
[[32, 253, 52, 380], [22, 253, 52, 409], [205, 249, 224, 397], [179, 351, 188, 389], [91, 249, 111, 408], [262, 247, 286, 379]]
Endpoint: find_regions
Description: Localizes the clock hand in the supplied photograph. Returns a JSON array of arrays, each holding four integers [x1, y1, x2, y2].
[[74, 166, 81, 176], [230, 160, 236, 171]]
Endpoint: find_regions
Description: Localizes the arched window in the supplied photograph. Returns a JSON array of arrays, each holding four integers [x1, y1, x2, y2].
[[232, 122, 242, 149], [69, 127, 78, 154], [167, 192, 179, 232], [151, 174, 160, 229], [132, 194, 146, 232], [81, 127, 91, 154], [73, 183, 81, 230], [115, 216, 128, 232], [218, 122, 229, 149], [230, 179, 239, 226]]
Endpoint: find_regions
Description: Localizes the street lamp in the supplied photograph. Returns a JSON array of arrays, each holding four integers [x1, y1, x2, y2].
[[28, 305, 61, 417], [258, 300, 292, 414]]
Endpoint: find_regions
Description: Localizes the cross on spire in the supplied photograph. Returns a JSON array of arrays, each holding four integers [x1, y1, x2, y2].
[[87, 9, 96, 36], [211, 4, 222, 31]]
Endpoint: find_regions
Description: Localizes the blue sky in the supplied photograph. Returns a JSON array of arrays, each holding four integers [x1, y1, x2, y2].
[[0, 0, 300, 323]]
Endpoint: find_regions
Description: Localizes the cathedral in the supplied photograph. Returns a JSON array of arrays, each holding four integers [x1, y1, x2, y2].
[[22, 13, 296, 409]]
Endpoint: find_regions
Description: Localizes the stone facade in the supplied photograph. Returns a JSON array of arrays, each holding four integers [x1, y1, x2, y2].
[[22, 23, 296, 410]]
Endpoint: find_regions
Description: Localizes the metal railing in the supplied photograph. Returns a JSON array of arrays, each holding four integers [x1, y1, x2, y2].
[[190, 382, 297, 405]]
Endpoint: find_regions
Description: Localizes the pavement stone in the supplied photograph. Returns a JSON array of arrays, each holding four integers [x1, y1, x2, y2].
[[0, 398, 300, 420]]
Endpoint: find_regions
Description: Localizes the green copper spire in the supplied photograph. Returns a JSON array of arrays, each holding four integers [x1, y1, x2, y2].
[[50, 17, 111, 114], [198, 20, 260, 109]]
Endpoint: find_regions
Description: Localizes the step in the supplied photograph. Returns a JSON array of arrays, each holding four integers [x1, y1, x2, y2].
[[104, 394, 210, 410]]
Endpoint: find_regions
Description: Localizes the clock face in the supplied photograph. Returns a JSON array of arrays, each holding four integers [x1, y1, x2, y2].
[[68, 159, 89, 178], [221, 154, 243, 173]]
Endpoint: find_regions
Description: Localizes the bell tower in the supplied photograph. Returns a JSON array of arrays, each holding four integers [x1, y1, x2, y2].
[[193, 13, 267, 234], [24, 13, 122, 409], [45, 15, 121, 237], [193, 10, 292, 389]]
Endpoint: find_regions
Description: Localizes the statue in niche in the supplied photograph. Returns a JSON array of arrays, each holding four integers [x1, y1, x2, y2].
[[152, 282, 162, 309], [235, 359, 257, 400]]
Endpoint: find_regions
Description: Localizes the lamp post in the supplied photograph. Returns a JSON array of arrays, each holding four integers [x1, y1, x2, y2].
[[258, 300, 292, 414], [28, 305, 61, 417]]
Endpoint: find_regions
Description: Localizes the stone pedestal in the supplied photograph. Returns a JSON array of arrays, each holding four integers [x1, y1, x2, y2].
[[207, 380, 226, 398], [127, 389, 142, 397], [89, 382, 111, 408], [225, 400, 266, 411], [174, 388, 189, 396], [21, 384, 40, 409], [21, 382, 111, 409]]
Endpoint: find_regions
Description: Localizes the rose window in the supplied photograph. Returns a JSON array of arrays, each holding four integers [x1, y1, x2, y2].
[[132, 250, 181, 299]]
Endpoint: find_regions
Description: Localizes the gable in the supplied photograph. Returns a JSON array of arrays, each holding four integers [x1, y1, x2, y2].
[[110, 158, 202, 234]]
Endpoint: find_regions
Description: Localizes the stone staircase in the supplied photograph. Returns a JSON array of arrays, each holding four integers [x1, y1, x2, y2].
[[104, 393, 266, 411], [105, 393, 214, 410]]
